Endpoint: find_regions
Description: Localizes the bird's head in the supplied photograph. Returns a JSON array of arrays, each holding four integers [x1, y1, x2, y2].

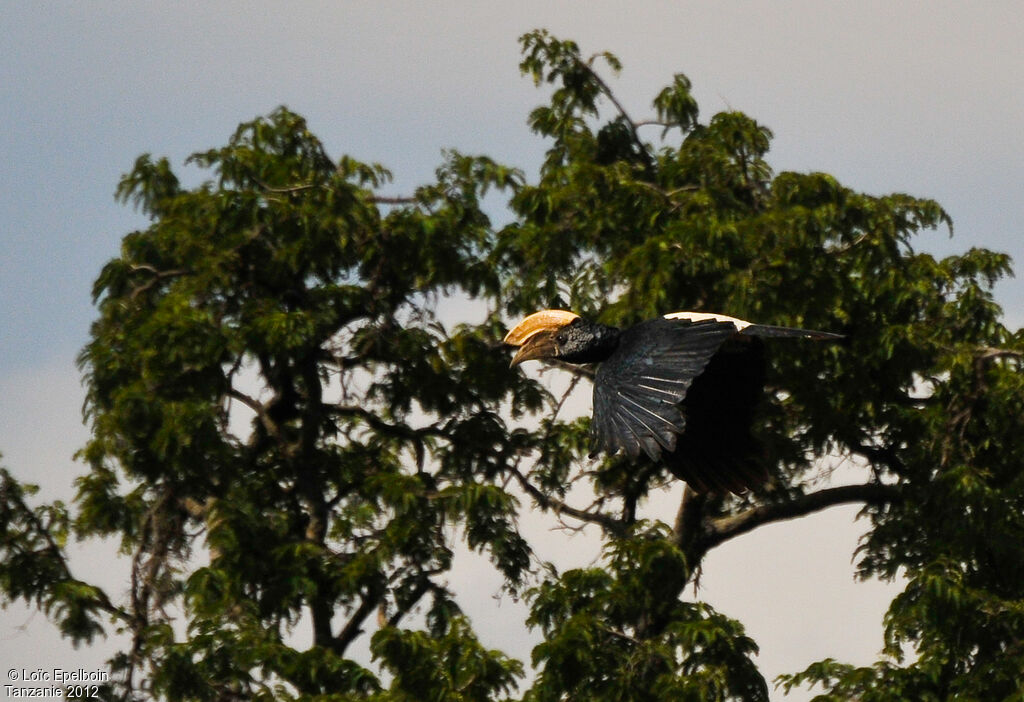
[[504, 310, 619, 366]]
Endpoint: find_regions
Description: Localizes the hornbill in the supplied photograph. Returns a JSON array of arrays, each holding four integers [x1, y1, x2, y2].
[[504, 310, 843, 495]]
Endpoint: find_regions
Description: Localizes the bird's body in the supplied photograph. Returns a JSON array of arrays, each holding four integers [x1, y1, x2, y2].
[[505, 310, 842, 494]]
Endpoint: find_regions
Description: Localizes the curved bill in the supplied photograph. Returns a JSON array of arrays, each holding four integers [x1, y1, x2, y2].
[[509, 330, 560, 367], [503, 309, 579, 346]]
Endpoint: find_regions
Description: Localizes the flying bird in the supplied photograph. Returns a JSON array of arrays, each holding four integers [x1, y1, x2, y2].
[[504, 310, 843, 495]]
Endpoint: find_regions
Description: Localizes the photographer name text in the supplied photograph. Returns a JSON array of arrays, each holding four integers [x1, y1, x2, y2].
[[8, 668, 107, 684]]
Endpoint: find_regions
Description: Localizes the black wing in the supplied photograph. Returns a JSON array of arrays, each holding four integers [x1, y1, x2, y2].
[[665, 337, 769, 494], [590, 317, 739, 462]]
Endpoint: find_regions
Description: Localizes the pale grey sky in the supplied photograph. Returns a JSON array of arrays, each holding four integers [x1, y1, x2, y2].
[[1, 3, 1022, 699]]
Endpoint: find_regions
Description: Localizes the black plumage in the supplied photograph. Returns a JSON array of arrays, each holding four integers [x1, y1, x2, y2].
[[505, 310, 842, 494]]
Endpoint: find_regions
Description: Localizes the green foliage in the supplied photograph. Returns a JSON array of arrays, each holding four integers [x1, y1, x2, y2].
[[0, 463, 111, 645], [2, 29, 1024, 701], [70, 107, 536, 700], [527, 527, 766, 702], [371, 617, 523, 701]]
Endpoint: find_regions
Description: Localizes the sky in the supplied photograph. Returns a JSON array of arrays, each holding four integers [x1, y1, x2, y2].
[[1, 2, 1022, 699]]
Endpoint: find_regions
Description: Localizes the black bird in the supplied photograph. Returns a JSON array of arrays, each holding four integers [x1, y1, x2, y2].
[[504, 310, 843, 495]]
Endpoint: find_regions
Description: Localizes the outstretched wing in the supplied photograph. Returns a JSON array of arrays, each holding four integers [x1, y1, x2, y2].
[[590, 317, 740, 462]]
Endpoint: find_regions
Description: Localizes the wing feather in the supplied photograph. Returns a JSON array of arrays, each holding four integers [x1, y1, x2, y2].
[[590, 317, 739, 462]]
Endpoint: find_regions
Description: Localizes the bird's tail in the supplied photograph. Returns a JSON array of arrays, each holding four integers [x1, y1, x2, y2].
[[742, 324, 844, 341]]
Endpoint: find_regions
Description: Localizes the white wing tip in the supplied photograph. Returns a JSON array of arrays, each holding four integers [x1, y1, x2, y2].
[[663, 311, 751, 331]]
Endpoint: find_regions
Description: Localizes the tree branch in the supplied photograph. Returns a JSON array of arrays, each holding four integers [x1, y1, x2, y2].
[[329, 405, 447, 466], [546, 359, 595, 380], [384, 573, 447, 629], [977, 347, 1024, 362], [128, 264, 190, 299], [368, 195, 418, 205], [252, 177, 417, 204], [584, 53, 650, 167], [672, 485, 710, 554], [700, 483, 901, 553], [252, 178, 318, 194], [336, 578, 386, 655], [228, 388, 284, 443], [508, 464, 623, 533]]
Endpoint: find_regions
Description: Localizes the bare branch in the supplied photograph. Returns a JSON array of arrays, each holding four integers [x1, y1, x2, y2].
[[369, 195, 418, 205], [546, 359, 596, 380], [701, 483, 901, 552], [253, 179, 318, 194], [672, 485, 710, 553], [977, 347, 1024, 362], [126, 488, 180, 692], [128, 265, 190, 299], [508, 464, 624, 533], [634, 119, 675, 129], [385, 575, 445, 629], [600, 623, 641, 646], [550, 370, 584, 418], [250, 175, 417, 206], [330, 404, 447, 444], [634, 181, 699, 200], [584, 53, 649, 164], [336, 578, 386, 654], [228, 389, 283, 443]]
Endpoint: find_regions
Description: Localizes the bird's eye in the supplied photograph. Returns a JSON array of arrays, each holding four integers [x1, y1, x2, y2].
[[555, 332, 567, 344]]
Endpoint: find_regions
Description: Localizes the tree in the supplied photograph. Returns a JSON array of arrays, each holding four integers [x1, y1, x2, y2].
[[3, 29, 1024, 701]]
